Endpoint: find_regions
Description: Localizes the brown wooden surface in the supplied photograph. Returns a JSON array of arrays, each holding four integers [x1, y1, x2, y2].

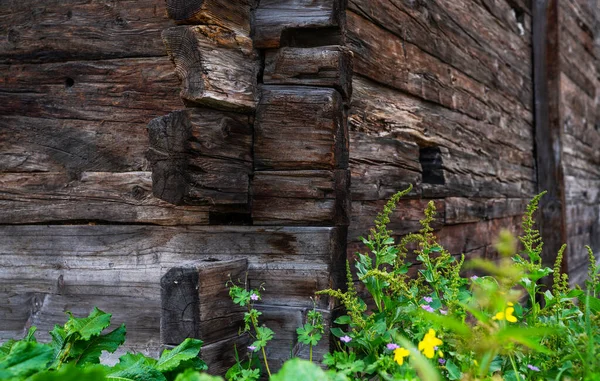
[[252, 170, 350, 226], [253, 0, 345, 49], [162, 25, 257, 111], [255, 86, 348, 170], [165, 0, 253, 34], [264, 46, 353, 99], [147, 109, 252, 207]]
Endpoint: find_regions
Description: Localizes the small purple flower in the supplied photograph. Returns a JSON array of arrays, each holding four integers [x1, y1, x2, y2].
[[470, 275, 479, 281], [527, 364, 540, 372], [438, 358, 446, 365], [423, 296, 433, 303], [440, 309, 448, 315], [421, 304, 435, 313], [250, 293, 259, 301], [248, 345, 257, 351], [386, 343, 400, 351], [340, 335, 352, 343]]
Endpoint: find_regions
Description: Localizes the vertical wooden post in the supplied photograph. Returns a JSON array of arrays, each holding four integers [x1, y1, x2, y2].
[[532, 0, 568, 274]]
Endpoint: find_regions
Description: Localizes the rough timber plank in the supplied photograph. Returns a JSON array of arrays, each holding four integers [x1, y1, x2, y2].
[[264, 46, 353, 99], [255, 86, 348, 170], [252, 170, 350, 226], [347, 0, 532, 110], [0, 225, 342, 302], [0, 0, 172, 64], [253, 0, 345, 49], [165, 0, 253, 34], [349, 77, 535, 199], [162, 25, 257, 112], [346, 11, 532, 128], [160, 259, 248, 346], [147, 109, 252, 207], [0, 58, 182, 123], [0, 172, 210, 225]]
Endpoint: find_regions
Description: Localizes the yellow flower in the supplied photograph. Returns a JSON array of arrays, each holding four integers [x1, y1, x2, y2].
[[418, 329, 443, 359], [492, 302, 518, 322], [393, 347, 410, 365]]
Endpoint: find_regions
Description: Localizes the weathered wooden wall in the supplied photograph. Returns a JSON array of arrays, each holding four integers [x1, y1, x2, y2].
[[344, 0, 536, 266], [1, 0, 600, 372], [557, 0, 600, 283]]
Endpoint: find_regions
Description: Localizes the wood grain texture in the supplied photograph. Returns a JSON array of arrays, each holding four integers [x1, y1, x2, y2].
[[253, 0, 345, 49], [0, 172, 210, 225], [252, 170, 350, 225], [0, 0, 172, 64], [255, 86, 348, 170], [346, 10, 532, 128], [264, 46, 353, 99], [160, 259, 248, 346], [162, 25, 257, 111], [147, 109, 252, 207], [165, 0, 253, 34]]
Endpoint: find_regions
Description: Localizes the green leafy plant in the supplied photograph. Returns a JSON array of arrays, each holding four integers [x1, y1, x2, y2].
[[0, 308, 207, 381]]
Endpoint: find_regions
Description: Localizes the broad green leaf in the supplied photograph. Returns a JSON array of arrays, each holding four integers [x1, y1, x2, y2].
[[24, 327, 37, 343], [271, 358, 329, 381], [70, 324, 126, 365], [329, 328, 344, 338], [156, 338, 203, 372], [113, 353, 157, 370], [49, 325, 66, 356], [0, 341, 53, 378], [174, 369, 224, 381], [580, 295, 600, 314], [107, 358, 165, 381], [333, 315, 351, 325], [445, 359, 461, 380], [0, 340, 16, 360], [64, 308, 112, 340], [28, 364, 106, 381]]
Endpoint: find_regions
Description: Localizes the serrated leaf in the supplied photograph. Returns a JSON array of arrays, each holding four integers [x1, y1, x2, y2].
[[113, 353, 157, 371], [70, 324, 126, 365], [106, 360, 166, 381], [0, 340, 16, 360], [0, 341, 53, 378], [28, 364, 106, 381], [156, 338, 203, 373], [64, 308, 112, 341], [174, 369, 224, 381]]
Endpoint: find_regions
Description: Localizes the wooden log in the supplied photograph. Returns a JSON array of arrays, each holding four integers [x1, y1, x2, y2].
[[349, 77, 536, 199], [264, 46, 353, 99], [0, 0, 172, 64], [349, 132, 421, 201], [255, 86, 348, 170], [198, 334, 249, 375], [444, 198, 529, 225], [160, 259, 248, 346], [252, 170, 350, 226], [0, 58, 181, 124], [165, 0, 253, 35], [253, 0, 345, 49], [347, 0, 532, 111], [0, 172, 210, 225], [162, 25, 257, 112], [147, 109, 252, 207], [346, 11, 532, 128]]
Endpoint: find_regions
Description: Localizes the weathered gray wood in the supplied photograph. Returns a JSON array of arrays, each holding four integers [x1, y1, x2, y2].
[[349, 132, 421, 201], [0, 172, 210, 225], [444, 198, 530, 225], [0, 58, 181, 123], [253, 0, 345, 49], [264, 46, 353, 99], [198, 334, 249, 375], [0, 0, 172, 64], [161, 259, 247, 346], [165, 0, 253, 35], [255, 86, 348, 170], [162, 25, 257, 111], [252, 170, 350, 226], [147, 109, 252, 207]]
